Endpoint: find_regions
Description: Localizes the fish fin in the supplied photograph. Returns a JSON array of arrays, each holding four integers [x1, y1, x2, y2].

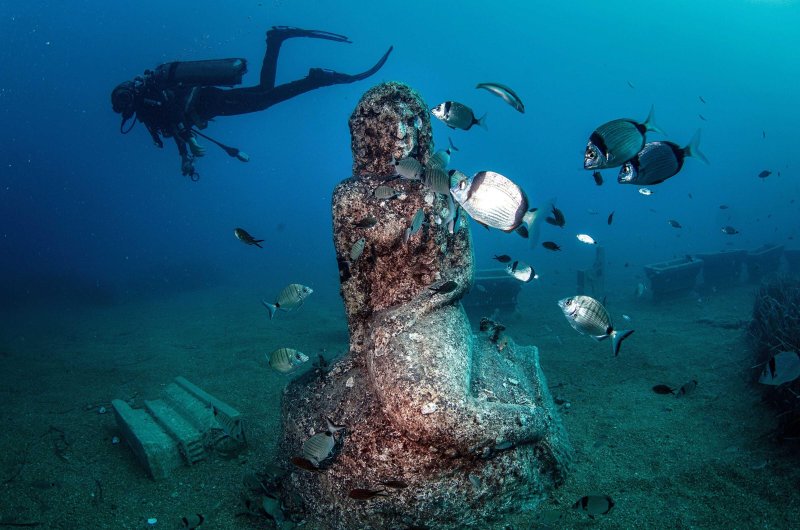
[[643, 104, 665, 135], [524, 206, 546, 248], [683, 129, 710, 165], [448, 137, 459, 152], [475, 113, 488, 131], [261, 299, 278, 320], [477, 220, 490, 230], [611, 329, 635, 356], [254, 239, 264, 248]]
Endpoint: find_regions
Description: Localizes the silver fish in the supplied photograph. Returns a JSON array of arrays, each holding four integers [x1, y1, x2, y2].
[[584, 105, 663, 170], [618, 130, 709, 186], [576, 233, 597, 245], [638, 187, 653, 196], [759, 351, 800, 386], [262, 283, 313, 319], [373, 185, 399, 200], [423, 165, 451, 194], [506, 260, 537, 282], [557, 295, 634, 356], [428, 137, 459, 169], [431, 101, 487, 131], [302, 418, 345, 466], [404, 207, 425, 243], [350, 238, 366, 261], [267, 347, 310, 374], [449, 170, 537, 237], [393, 157, 423, 180], [476, 82, 525, 113]]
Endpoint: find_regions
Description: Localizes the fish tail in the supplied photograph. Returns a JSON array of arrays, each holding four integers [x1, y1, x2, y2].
[[475, 113, 488, 131], [684, 129, 710, 165], [254, 239, 265, 248], [611, 329, 635, 356], [261, 299, 278, 320], [448, 137, 459, 152], [643, 104, 665, 135]]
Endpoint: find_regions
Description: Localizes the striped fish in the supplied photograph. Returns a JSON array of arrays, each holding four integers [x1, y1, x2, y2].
[[557, 295, 634, 356], [267, 347, 309, 374], [392, 156, 423, 180], [302, 418, 345, 467], [262, 283, 313, 320], [428, 137, 458, 169], [475, 82, 525, 113], [449, 170, 537, 237], [350, 238, 365, 261], [373, 185, 399, 200], [618, 130, 709, 186], [423, 166, 451, 195], [584, 105, 663, 170]]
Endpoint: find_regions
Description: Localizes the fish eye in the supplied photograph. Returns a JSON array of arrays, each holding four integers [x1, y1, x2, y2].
[[295, 354, 302, 360], [459, 179, 467, 190]]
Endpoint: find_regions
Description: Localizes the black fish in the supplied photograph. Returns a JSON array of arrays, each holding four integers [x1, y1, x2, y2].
[[763, 130, 766, 139], [675, 379, 698, 398], [573, 495, 615, 519], [618, 130, 708, 186], [668, 219, 682, 228], [234, 227, 264, 248], [430, 280, 458, 294], [688, 192, 693, 199], [379, 479, 409, 489], [698, 113, 707, 121], [652, 384, 675, 395], [758, 170, 771, 179], [545, 205, 565, 228], [584, 106, 662, 170], [592, 171, 603, 186], [348, 488, 388, 500], [722, 225, 739, 235], [699, 95, 706, 104], [353, 215, 377, 228], [607, 211, 614, 225], [493, 254, 512, 263], [719, 204, 729, 209], [542, 241, 561, 251], [627, 80, 635, 89]]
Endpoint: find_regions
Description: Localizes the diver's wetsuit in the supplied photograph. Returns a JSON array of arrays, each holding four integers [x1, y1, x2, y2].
[[114, 27, 392, 178]]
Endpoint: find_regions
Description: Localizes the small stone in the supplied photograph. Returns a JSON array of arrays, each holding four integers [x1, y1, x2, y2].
[[345, 376, 355, 388], [424, 192, 435, 205], [146, 517, 157, 526], [421, 402, 438, 415], [98, 406, 107, 414], [507, 378, 519, 386], [111, 436, 120, 445]]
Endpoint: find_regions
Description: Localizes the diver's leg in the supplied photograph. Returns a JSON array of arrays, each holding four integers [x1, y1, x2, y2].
[[196, 46, 393, 118], [260, 26, 352, 89]]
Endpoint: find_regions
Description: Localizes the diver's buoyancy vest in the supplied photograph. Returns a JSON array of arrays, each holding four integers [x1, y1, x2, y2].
[[152, 58, 248, 89]]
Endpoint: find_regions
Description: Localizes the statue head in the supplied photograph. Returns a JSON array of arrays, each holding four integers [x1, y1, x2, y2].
[[349, 82, 433, 179]]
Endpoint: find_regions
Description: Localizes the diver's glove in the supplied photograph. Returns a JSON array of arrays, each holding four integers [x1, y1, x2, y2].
[[187, 135, 206, 157]]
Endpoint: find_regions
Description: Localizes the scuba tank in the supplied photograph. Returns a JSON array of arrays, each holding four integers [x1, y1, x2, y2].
[[151, 58, 248, 89]]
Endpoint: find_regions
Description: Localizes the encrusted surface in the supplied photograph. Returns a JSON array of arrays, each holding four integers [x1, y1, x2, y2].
[[280, 82, 570, 529]]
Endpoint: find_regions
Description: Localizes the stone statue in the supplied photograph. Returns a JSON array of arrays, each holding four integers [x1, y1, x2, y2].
[[279, 81, 570, 529]]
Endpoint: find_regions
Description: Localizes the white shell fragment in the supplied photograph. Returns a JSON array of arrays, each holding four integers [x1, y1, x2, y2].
[[421, 402, 438, 415], [345, 376, 355, 388]]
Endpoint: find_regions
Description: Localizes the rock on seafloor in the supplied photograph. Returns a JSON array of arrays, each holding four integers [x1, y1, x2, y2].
[[279, 82, 571, 529]]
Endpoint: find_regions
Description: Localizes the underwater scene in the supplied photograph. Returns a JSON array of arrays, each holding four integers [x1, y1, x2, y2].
[[2, 0, 800, 528]]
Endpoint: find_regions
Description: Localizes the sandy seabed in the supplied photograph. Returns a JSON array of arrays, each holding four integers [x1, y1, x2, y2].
[[1, 280, 798, 529]]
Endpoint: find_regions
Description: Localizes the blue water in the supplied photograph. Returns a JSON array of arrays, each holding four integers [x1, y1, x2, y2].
[[2, 0, 798, 307]]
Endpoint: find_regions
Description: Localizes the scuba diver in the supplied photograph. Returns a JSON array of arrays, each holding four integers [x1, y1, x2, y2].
[[111, 26, 393, 180]]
